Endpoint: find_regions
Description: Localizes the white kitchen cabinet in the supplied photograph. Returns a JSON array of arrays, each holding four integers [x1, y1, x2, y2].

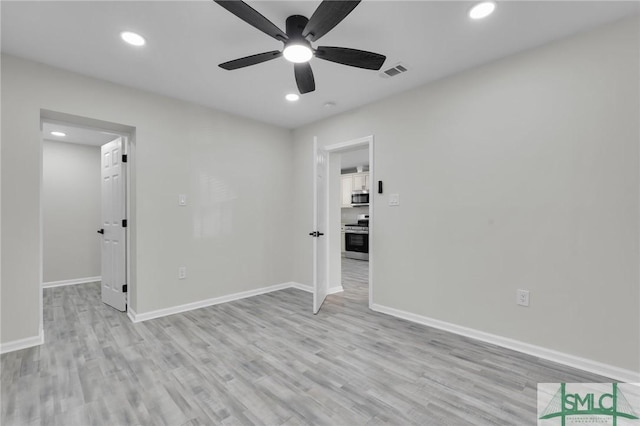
[[341, 175, 353, 207], [341, 172, 370, 207], [353, 174, 367, 191]]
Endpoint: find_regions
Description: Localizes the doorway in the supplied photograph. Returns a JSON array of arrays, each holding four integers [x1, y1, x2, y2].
[[40, 111, 135, 328], [339, 147, 370, 308], [312, 135, 374, 313]]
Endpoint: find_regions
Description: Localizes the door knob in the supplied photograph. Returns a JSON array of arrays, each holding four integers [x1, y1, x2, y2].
[[308, 231, 325, 237], [97, 229, 104, 234]]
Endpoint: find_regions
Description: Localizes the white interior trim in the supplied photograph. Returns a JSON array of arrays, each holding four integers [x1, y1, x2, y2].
[[127, 307, 137, 323], [368, 138, 374, 310], [327, 286, 344, 295], [290, 282, 345, 294], [371, 303, 640, 383], [42, 276, 101, 288], [124, 134, 132, 313], [128, 282, 297, 323], [0, 329, 44, 354], [290, 282, 313, 293], [39, 124, 44, 341]]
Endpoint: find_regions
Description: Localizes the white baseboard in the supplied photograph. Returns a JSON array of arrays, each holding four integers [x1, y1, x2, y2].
[[371, 304, 640, 383], [127, 307, 137, 323], [290, 282, 313, 293], [42, 276, 101, 288], [128, 282, 294, 323], [0, 329, 44, 354], [289, 282, 344, 295]]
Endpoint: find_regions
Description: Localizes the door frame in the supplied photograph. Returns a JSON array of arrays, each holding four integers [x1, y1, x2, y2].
[[39, 111, 136, 337], [320, 135, 375, 309]]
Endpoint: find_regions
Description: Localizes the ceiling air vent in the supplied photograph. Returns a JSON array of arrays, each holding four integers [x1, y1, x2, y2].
[[380, 62, 408, 79]]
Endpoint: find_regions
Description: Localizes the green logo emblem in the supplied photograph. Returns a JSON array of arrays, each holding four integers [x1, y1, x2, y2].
[[539, 383, 639, 425]]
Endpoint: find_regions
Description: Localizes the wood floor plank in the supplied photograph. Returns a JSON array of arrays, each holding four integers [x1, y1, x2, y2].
[[1, 259, 612, 425]]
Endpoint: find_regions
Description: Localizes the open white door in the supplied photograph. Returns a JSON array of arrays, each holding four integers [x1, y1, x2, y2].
[[312, 139, 329, 314], [100, 137, 127, 311]]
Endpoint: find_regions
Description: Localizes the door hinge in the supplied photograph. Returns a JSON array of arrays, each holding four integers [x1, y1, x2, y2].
[[122, 219, 128, 227], [122, 154, 128, 163], [122, 284, 128, 292]]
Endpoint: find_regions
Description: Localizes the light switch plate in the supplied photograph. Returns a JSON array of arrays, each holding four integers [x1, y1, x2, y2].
[[178, 194, 187, 206], [516, 289, 530, 307], [389, 194, 400, 206]]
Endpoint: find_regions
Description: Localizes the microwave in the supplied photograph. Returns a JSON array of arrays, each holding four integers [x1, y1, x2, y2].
[[351, 190, 369, 205]]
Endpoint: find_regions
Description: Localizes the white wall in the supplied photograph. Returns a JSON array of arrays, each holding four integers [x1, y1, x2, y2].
[[292, 18, 639, 373], [1, 55, 293, 344], [43, 140, 101, 283]]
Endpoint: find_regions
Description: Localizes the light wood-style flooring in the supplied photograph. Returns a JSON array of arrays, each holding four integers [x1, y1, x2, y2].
[[1, 259, 609, 425]]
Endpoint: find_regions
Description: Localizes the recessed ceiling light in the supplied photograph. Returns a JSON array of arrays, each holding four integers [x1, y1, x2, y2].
[[469, 1, 496, 20], [50, 131, 66, 137], [120, 31, 146, 47], [283, 44, 313, 63], [324, 102, 336, 109], [286, 93, 300, 102]]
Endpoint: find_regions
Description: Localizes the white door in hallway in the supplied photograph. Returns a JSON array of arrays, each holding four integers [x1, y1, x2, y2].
[[312, 139, 329, 314], [100, 137, 127, 311]]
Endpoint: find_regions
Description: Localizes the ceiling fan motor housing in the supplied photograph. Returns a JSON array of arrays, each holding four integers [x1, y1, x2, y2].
[[286, 15, 311, 48]]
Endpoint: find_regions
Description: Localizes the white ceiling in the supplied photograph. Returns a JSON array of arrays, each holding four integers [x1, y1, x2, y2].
[[2, 1, 638, 129], [42, 122, 121, 146]]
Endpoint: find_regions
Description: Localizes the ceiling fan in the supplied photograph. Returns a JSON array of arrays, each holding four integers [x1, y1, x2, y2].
[[214, 0, 386, 95]]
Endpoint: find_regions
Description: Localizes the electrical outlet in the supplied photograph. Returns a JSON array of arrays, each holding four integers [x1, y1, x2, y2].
[[516, 289, 530, 307], [178, 266, 187, 280]]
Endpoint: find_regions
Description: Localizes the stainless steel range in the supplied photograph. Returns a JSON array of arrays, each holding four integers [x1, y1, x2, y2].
[[344, 214, 369, 261]]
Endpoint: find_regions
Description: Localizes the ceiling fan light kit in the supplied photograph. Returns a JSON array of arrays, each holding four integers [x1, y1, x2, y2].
[[283, 15, 313, 63], [214, 0, 387, 95], [283, 45, 313, 63]]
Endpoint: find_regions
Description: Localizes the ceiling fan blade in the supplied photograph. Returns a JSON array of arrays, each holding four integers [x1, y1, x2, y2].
[[315, 46, 386, 70], [214, 0, 288, 42], [294, 63, 315, 94], [302, 0, 360, 42], [219, 50, 282, 70]]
